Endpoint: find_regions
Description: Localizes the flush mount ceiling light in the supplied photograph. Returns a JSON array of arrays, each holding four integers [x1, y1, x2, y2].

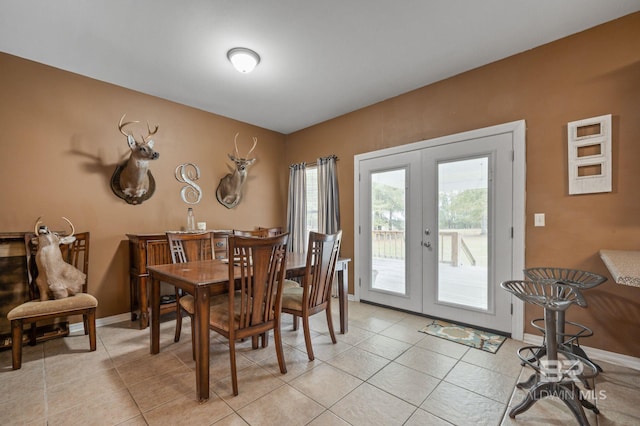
[[227, 47, 260, 73]]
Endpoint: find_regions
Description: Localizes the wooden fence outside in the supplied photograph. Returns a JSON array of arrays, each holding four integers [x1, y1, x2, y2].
[[371, 230, 477, 266]]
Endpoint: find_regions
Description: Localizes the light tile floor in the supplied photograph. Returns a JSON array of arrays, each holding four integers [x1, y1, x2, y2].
[[1, 300, 639, 425]]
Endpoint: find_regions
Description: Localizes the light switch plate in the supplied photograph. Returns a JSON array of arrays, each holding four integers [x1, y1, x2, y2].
[[534, 213, 545, 227]]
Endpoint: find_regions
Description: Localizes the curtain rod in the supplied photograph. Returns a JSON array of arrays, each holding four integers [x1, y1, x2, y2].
[[291, 155, 339, 168]]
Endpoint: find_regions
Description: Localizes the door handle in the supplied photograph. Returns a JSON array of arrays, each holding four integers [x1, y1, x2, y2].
[[422, 241, 432, 248]]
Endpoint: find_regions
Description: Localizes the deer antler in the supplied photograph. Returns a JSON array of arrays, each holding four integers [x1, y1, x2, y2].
[[61, 217, 75, 237], [232, 133, 257, 157], [118, 114, 140, 137], [143, 122, 159, 143], [247, 137, 258, 156], [34, 217, 43, 235], [233, 132, 240, 156]]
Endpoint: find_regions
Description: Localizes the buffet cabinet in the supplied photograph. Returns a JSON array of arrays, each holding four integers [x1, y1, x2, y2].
[[126, 231, 230, 329]]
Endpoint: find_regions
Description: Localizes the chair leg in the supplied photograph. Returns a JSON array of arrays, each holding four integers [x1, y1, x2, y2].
[[11, 319, 23, 370], [175, 306, 183, 343], [302, 315, 315, 361], [229, 339, 239, 396], [87, 309, 97, 351], [325, 306, 337, 344], [273, 322, 287, 374], [253, 333, 270, 348], [292, 314, 299, 331]]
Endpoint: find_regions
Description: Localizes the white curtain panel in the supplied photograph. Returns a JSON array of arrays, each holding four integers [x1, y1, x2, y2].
[[286, 162, 307, 253], [317, 155, 341, 234]]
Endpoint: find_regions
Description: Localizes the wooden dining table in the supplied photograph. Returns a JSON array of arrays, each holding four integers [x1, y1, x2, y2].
[[148, 252, 351, 402]]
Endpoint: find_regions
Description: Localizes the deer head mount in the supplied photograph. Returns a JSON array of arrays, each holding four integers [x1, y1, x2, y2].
[[110, 114, 160, 205], [216, 133, 257, 209], [31, 217, 86, 300]]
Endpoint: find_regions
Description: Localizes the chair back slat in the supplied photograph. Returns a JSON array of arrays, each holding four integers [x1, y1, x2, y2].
[[233, 229, 270, 237], [257, 226, 283, 237], [228, 233, 288, 333], [24, 234, 39, 301], [166, 232, 215, 264], [303, 231, 342, 310]]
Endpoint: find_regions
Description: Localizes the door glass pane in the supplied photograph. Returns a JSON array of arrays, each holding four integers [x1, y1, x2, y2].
[[371, 169, 406, 293], [437, 157, 488, 310]]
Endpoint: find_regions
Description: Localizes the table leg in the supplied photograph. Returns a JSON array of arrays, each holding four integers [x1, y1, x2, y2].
[[139, 276, 149, 329], [338, 262, 348, 334], [150, 275, 160, 355], [130, 275, 138, 322], [194, 286, 211, 402]]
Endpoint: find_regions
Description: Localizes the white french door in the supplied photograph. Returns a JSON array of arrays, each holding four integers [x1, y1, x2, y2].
[[358, 151, 424, 313], [356, 122, 525, 334], [421, 134, 512, 331]]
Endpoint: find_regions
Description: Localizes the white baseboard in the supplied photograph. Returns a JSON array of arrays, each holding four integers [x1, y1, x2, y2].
[[523, 333, 640, 371]]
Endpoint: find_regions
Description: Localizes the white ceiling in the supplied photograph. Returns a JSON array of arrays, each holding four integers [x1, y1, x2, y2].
[[1, 1, 639, 134]]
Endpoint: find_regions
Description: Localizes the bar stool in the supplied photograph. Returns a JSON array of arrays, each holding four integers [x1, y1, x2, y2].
[[501, 280, 599, 426], [523, 267, 607, 371]]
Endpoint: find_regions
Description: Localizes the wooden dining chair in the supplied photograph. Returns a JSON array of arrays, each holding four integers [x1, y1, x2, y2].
[[257, 226, 283, 237], [281, 230, 342, 361], [166, 231, 226, 350], [209, 233, 289, 395], [230, 230, 269, 272], [231, 230, 268, 273], [232, 228, 269, 237], [234, 228, 289, 347], [8, 232, 96, 370]]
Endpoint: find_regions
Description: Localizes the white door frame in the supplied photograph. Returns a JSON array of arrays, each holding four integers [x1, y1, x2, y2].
[[354, 120, 526, 340]]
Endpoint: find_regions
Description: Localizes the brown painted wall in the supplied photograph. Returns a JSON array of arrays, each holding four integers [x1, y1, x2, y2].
[[1, 13, 639, 358], [0, 53, 288, 320], [284, 13, 640, 357]]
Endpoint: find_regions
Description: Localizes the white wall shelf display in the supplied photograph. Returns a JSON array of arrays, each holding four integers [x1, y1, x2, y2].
[[567, 114, 612, 195]]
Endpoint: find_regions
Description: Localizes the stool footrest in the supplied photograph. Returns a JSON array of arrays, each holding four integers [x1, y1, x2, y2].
[[530, 318, 594, 345], [516, 345, 599, 381]]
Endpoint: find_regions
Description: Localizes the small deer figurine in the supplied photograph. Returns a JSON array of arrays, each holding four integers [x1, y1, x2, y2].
[[110, 114, 160, 205], [216, 133, 257, 209]]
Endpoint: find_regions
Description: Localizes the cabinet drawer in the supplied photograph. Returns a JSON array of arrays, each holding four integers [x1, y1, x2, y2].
[[213, 234, 228, 259]]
